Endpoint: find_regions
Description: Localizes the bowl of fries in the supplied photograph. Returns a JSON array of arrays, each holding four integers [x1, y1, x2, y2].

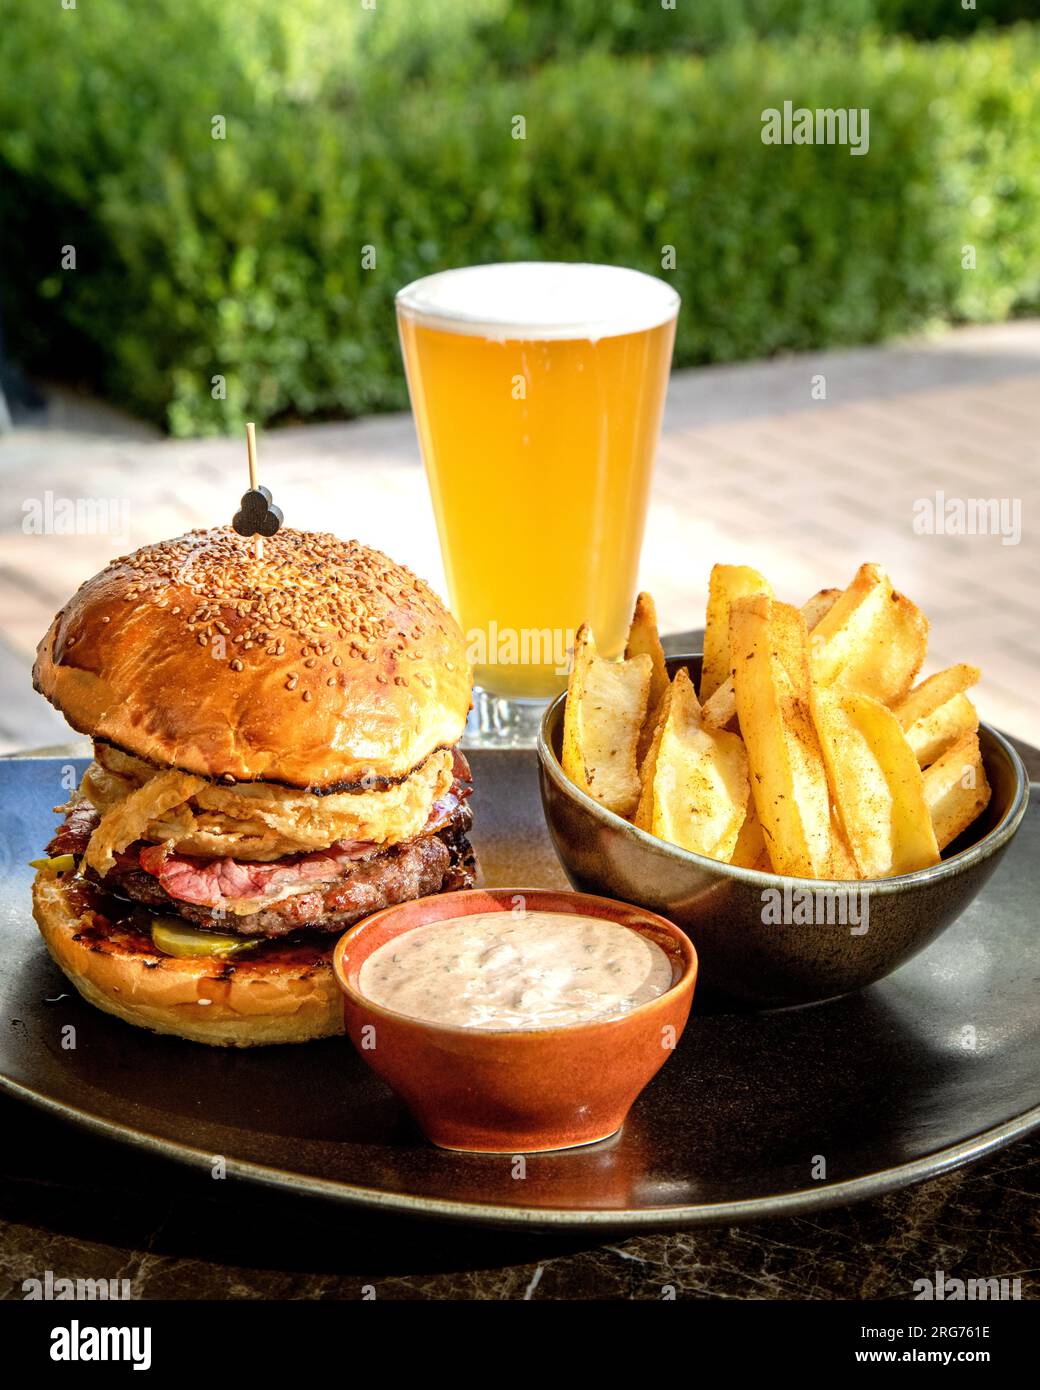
[[538, 564, 1028, 1007]]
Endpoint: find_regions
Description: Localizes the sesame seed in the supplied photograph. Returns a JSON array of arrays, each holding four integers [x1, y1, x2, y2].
[[78, 527, 456, 671]]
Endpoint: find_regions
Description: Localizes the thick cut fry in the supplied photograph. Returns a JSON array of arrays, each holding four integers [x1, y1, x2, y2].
[[810, 563, 928, 704], [562, 624, 652, 818], [700, 682, 737, 731], [836, 589, 927, 705], [703, 586, 836, 731], [828, 808, 861, 880], [923, 732, 991, 850], [625, 591, 669, 706], [625, 591, 670, 767], [809, 563, 889, 682], [905, 692, 978, 768], [813, 689, 939, 878], [893, 664, 981, 730], [700, 564, 773, 703], [800, 587, 842, 633], [641, 668, 748, 859], [730, 595, 842, 878], [634, 680, 675, 831], [729, 794, 769, 870]]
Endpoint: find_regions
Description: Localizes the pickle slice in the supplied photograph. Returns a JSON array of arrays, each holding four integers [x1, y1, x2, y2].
[[151, 919, 259, 959], [30, 854, 76, 873]]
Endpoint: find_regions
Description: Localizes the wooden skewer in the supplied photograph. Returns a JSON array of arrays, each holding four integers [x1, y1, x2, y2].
[[245, 422, 262, 560]]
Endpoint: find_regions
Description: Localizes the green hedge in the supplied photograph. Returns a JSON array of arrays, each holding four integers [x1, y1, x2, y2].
[[451, 1, 1034, 75], [876, 0, 1036, 41], [0, 5, 1038, 435]]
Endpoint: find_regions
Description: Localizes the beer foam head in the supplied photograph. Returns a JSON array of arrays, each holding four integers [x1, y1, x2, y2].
[[396, 262, 680, 342]]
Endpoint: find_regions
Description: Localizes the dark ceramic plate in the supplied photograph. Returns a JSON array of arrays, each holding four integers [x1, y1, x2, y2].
[[1, 752, 1039, 1229]]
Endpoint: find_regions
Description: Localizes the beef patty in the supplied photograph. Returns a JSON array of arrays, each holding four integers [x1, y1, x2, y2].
[[50, 805, 475, 937]]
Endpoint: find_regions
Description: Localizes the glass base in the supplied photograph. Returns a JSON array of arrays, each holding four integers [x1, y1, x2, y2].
[[462, 687, 551, 750]]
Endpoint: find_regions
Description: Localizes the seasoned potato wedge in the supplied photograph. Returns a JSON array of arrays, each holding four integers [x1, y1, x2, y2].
[[809, 563, 887, 682], [625, 591, 670, 767], [562, 624, 652, 818], [700, 564, 773, 704], [827, 808, 861, 880], [730, 595, 843, 878], [813, 689, 940, 878], [640, 668, 748, 859], [904, 692, 979, 769], [729, 793, 770, 870], [923, 732, 992, 850], [699, 681, 738, 733], [800, 587, 842, 635], [811, 563, 928, 705], [634, 680, 674, 831], [703, 586, 838, 732], [625, 591, 669, 707], [894, 663, 981, 730]]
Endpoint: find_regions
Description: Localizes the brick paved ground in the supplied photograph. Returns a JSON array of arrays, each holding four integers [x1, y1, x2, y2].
[[1, 320, 1037, 752]]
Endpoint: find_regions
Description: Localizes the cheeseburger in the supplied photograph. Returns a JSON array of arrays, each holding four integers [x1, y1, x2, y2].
[[31, 527, 475, 1046]]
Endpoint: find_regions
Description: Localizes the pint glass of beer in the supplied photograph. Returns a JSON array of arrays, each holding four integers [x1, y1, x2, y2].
[[397, 262, 678, 745]]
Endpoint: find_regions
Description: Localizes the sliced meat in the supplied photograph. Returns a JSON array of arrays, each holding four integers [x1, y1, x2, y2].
[[89, 822, 474, 936], [137, 838, 377, 908], [47, 801, 103, 858]]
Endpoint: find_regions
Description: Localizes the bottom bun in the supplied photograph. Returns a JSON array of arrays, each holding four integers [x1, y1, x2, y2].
[[32, 868, 346, 1046]]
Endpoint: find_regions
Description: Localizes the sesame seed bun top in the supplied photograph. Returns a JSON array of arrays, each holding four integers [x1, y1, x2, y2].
[[32, 527, 472, 790]]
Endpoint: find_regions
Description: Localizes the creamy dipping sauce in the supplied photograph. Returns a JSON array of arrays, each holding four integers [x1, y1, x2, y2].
[[357, 910, 675, 1031]]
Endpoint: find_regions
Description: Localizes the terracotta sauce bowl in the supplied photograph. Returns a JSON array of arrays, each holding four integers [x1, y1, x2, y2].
[[333, 887, 697, 1153]]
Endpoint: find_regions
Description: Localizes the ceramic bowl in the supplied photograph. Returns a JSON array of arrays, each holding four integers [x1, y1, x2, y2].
[[538, 655, 1029, 1008], [333, 887, 697, 1153]]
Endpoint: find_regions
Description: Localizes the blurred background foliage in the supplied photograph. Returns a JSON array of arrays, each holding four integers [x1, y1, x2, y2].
[[0, 0, 1036, 435]]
